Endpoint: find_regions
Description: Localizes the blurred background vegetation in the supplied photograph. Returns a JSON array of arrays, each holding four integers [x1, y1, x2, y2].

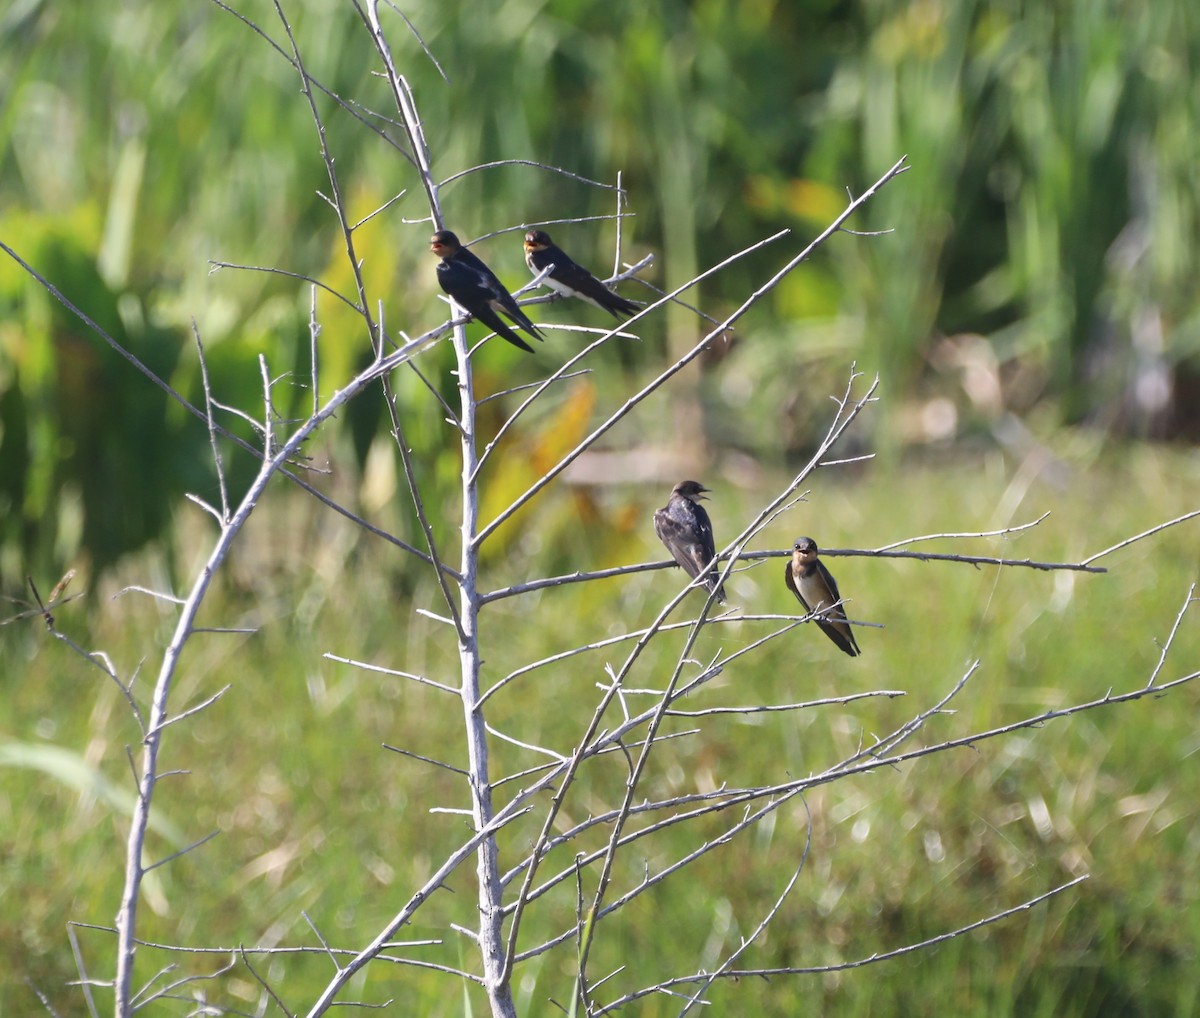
[[3, 0, 1199, 580], [2, 0, 1198, 1014]]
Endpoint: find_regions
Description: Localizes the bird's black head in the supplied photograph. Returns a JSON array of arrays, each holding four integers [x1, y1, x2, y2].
[[673, 480, 711, 502], [524, 230, 551, 251], [792, 537, 818, 556], [430, 231, 461, 257]]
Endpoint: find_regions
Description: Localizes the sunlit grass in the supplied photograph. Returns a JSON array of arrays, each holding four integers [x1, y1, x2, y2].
[[3, 442, 1198, 1014]]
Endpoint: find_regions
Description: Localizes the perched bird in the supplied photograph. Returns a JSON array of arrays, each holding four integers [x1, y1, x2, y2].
[[653, 480, 726, 603], [784, 537, 860, 657], [523, 229, 640, 319], [431, 230, 544, 353]]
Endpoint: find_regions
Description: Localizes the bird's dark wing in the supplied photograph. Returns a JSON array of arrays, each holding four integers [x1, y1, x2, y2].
[[784, 559, 810, 611], [654, 510, 704, 580], [815, 559, 843, 605], [692, 503, 718, 560], [785, 558, 859, 656], [814, 615, 860, 657], [437, 260, 535, 353], [451, 245, 502, 286], [471, 302, 536, 353], [566, 269, 640, 318], [689, 502, 725, 601], [436, 257, 491, 307], [812, 561, 860, 657], [655, 505, 725, 602], [487, 293, 542, 338], [454, 248, 543, 339], [543, 247, 639, 318]]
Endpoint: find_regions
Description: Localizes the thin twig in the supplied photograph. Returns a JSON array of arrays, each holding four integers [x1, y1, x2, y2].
[[382, 744, 469, 777], [208, 260, 362, 312], [1081, 508, 1200, 565], [596, 877, 1088, 1013], [144, 685, 231, 739], [145, 830, 220, 872], [439, 160, 620, 192], [208, 0, 416, 166], [1145, 584, 1197, 689], [679, 801, 813, 1014], [665, 689, 904, 718], [874, 514, 1051, 550], [324, 653, 459, 695], [193, 322, 231, 523], [240, 947, 296, 1018]]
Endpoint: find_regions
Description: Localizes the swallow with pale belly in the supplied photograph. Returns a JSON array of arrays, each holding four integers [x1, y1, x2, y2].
[[784, 536, 860, 657]]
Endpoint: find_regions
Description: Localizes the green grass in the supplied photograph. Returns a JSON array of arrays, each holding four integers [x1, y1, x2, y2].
[[2, 441, 1198, 1015]]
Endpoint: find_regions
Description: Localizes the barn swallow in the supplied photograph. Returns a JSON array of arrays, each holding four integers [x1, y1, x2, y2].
[[523, 230, 640, 319], [653, 480, 726, 603], [431, 230, 544, 353], [784, 537, 860, 657]]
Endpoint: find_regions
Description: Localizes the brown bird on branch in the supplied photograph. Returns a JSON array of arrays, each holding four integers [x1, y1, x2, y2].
[[784, 537, 860, 657]]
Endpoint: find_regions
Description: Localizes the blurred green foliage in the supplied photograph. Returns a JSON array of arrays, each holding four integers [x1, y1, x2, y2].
[[2, 0, 1199, 580]]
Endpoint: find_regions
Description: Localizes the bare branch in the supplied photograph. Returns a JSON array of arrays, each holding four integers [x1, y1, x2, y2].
[[831, 546, 1107, 573], [612, 170, 626, 278], [324, 653, 460, 695], [208, 0, 416, 165], [208, 260, 362, 313], [193, 322, 231, 523], [113, 586, 186, 604], [240, 946, 296, 1018], [144, 686, 231, 739], [597, 877, 1087, 1013], [382, 744, 469, 777], [664, 688, 905, 718], [1145, 583, 1197, 689], [379, 0, 449, 81], [381, 386, 466, 641], [438, 160, 622, 192], [874, 513, 1052, 550], [679, 801, 813, 1014], [24, 980, 62, 1018], [274, 0, 376, 346], [1081, 508, 1200, 565], [145, 831, 220, 873], [357, 0, 443, 225], [477, 369, 593, 406], [302, 912, 342, 973]]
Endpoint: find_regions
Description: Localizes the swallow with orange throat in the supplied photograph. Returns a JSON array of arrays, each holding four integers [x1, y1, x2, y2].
[[431, 230, 544, 353], [524, 229, 640, 319]]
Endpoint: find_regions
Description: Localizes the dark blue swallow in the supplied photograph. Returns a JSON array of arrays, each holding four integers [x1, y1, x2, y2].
[[431, 230, 544, 353], [654, 480, 726, 603], [524, 230, 640, 319]]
